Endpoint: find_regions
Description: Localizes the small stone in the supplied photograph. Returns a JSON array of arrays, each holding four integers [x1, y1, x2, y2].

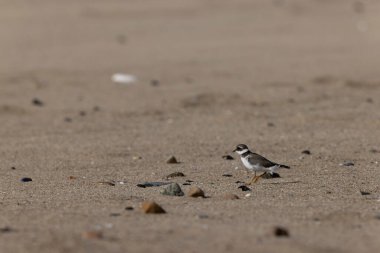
[[20, 177, 32, 182], [150, 80, 160, 86], [238, 185, 251, 191], [166, 156, 179, 164], [188, 187, 205, 198], [185, 180, 194, 183], [161, 183, 184, 196], [301, 150, 311, 155], [360, 191, 370, 196], [0, 227, 12, 233], [245, 193, 251, 197], [196, 214, 209, 219], [132, 156, 142, 160], [223, 193, 239, 200], [166, 172, 185, 179], [267, 122, 275, 127], [274, 226, 289, 237], [79, 111, 86, 116], [137, 182, 170, 188], [340, 161, 354, 167], [222, 155, 234, 160], [82, 231, 103, 239], [182, 183, 191, 185], [110, 213, 121, 217], [235, 181, 244, 184], [125, 206, 134, 211], [261, 172, 281, 179], [97, 181, 115, 186], [32, 98, 44, 106], [11, 167, 16, 170], [68, 176, 77, 180], [370, 148, 379, 153], [141, 201, 166, 214], [222, 174, 233, 177]]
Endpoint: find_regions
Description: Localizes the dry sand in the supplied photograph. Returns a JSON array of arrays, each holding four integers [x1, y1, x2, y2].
[[1, 0, 380, 252]]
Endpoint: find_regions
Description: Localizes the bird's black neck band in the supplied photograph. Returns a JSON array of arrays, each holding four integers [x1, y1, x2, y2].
[[241, 151, 250, 157]]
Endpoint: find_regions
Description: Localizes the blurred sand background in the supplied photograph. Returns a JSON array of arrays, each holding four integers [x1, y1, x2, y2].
[[1, 0, 380, 252]]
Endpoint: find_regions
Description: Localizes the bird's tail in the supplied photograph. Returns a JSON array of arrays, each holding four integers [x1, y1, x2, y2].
[[279, 164, 290, 169]]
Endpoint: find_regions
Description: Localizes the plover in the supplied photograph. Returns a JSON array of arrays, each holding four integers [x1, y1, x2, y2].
[[233, 144, 290, 184]]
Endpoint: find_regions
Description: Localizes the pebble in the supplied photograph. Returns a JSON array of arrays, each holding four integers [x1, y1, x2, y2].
[[0, 227, 12, 233], [370, 148, 379, 153], [125, 206, 134, 211], [166, 172, 185, 179], [137, 182, 171, 188], [188, 187, 205, 198], [97, 181, 115, 186], [161, 183, 184, 196], [82, 231, 103, 239], [340, 161, 355, 167], [32, 98, 44, 106], [183, 183, 191, 186], [301, 150, 311, 155], [141, 201, 166, 214], [20, 177, 32, 182], [261, 172, 280, 179], [360, 191, 370, 196], [11, 167, 16, 170], [245, 193, 251, 197], [274, 226, 290, 237], [223, 193, 239, 200], [238, 185, 251, 191], [68, 176, 77, 180], [150, 80, 160, 86], [222, 174, 233, 177], [167, 156, 179, 164], [111, 73, 137, 84], [222, 155, 234, 160], [267, 122, 275, 127]]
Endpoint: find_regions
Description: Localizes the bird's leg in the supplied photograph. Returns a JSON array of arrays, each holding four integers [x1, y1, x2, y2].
[[252, 172, 267, 183], [246, 172, 257, 185]]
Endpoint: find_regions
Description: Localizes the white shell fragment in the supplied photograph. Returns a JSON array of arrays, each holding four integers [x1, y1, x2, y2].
[[111, 73, 137, 84]]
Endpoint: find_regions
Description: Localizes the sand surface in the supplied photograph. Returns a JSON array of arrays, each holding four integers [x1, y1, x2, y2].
[[1, 0, 380, 252]]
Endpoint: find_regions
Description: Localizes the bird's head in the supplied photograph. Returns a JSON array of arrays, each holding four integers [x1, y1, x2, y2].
[[233, 144, 249, 155]]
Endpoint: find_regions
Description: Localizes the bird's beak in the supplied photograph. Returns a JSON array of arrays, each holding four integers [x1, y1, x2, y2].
[[232, 148, 237, 153]]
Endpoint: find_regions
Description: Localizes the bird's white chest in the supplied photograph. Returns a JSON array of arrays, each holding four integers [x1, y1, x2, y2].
[[241, 157, 257, 170]]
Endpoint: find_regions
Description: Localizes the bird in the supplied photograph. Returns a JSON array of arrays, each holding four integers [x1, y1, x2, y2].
[[233, 144, 290, 184]]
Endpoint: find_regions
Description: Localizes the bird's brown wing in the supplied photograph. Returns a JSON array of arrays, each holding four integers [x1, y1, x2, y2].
[[248, 153, 278, 168]]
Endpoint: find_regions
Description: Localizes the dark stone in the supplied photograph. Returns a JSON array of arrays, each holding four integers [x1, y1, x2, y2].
[[167, 156, 179, 164], [161, 183, 184, 196], [11, 167, 16, 170], [137, 182, 171, 188], [0, 227, 13, 233], [151, 80, 160, 86], [235, 181, 244, 184], [301, 150, 311, 155], [166, 172, 185, 179], [222, 155, 234, 160], [238, 185, 251, 191], [185, 180, 194, 183], [125, 206, 134, 211], [182, 183, 191, 185], [222, 174, 233, 177], [32, 98, 44, 106], [274, 226, 289, 237], [370, 148, 379, 153], [340, 161, 354, 167], [360, 191, 371, 196], [20, 177, 32, 182], [261, 172, 281, 179]]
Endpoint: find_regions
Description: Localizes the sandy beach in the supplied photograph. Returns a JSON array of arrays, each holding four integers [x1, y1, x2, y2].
[[1, 0, 380, 252]]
